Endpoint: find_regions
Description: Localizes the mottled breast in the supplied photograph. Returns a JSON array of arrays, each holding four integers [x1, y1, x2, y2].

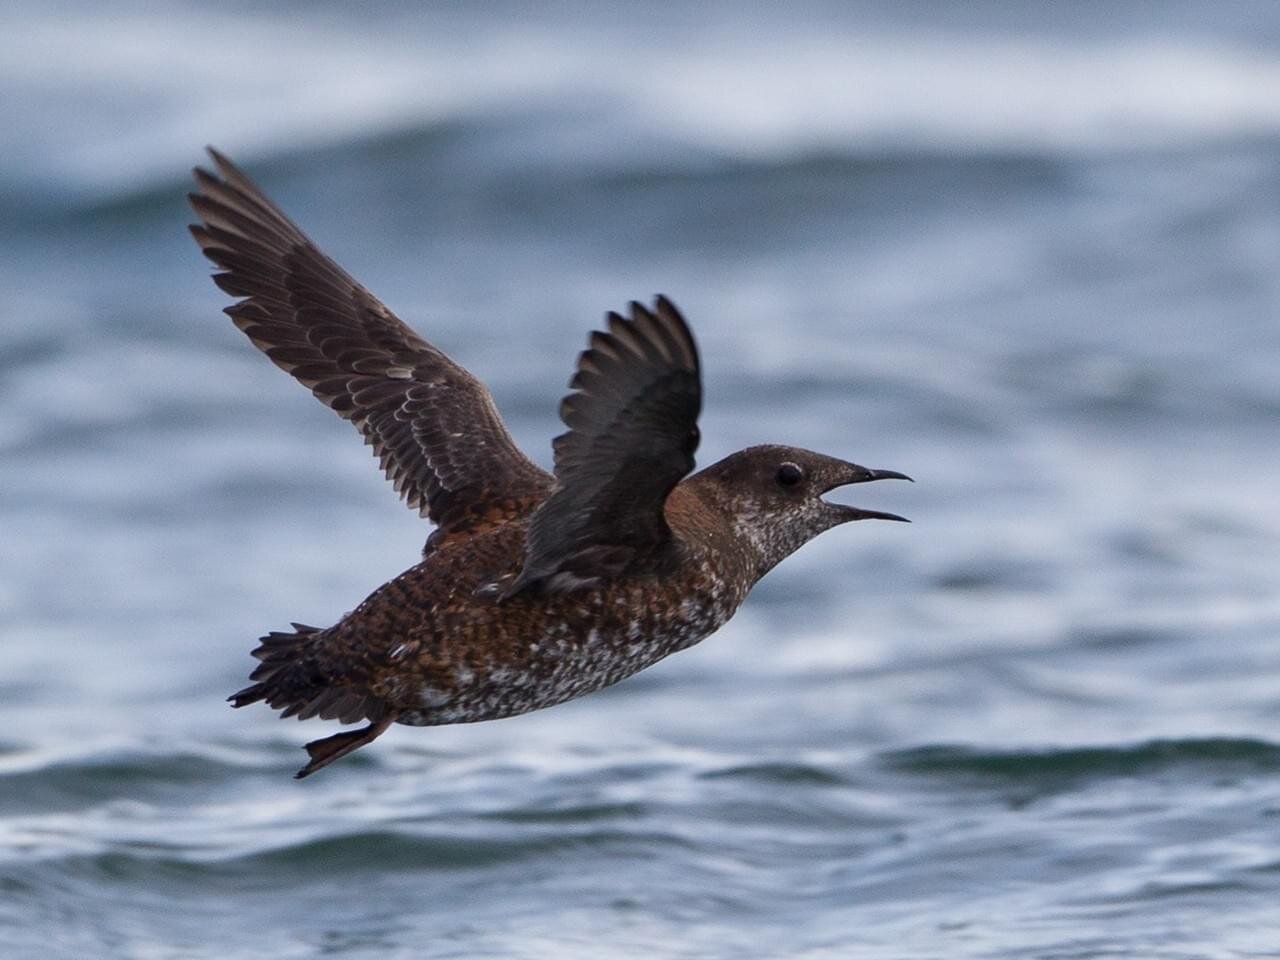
[[339, 524, 751, 726]]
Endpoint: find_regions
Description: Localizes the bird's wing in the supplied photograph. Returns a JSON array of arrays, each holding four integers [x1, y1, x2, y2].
[[188, 148, 552, 535], [506, 297, 701, 595]]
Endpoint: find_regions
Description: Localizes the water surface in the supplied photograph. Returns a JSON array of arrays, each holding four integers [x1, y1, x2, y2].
[[1, 3, 1279, 958]]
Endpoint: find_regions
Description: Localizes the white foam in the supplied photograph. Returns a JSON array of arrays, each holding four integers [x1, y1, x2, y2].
[[643, 35, 1280, 156]]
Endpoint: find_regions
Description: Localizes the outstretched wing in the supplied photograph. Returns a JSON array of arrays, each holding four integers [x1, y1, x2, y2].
[[506, 297, 701, 595], [188, 147, 552, 535]]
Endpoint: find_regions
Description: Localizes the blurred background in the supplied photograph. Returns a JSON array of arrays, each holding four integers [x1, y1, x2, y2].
[[2, 2, 1278, 958]]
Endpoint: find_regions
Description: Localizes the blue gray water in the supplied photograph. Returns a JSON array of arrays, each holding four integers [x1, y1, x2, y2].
[[2, 3, 1279, 957]]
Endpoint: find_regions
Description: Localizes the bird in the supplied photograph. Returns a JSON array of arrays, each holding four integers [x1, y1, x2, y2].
[[188, 147, 912, 778]]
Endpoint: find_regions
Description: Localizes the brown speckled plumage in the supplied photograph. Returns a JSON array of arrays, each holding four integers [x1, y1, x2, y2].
[[189, 148, 912, 778]]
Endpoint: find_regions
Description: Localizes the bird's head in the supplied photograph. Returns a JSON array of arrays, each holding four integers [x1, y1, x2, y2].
[[686, 444, 911, 577]]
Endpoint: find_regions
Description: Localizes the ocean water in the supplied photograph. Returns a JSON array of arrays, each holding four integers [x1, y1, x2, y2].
[[2, 2, 1279, 957]]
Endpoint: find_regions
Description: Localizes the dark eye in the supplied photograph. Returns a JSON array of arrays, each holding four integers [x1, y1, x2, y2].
[[776, 462, 804, 487]]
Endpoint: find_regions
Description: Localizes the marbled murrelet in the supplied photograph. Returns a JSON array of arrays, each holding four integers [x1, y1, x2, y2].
[[189, 149, 912, 778]]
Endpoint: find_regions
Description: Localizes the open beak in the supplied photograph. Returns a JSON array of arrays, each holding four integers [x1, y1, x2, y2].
[[823, 463, 913, 523]]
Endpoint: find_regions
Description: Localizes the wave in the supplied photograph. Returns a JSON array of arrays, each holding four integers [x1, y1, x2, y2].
[[4, 821, 691, 877], [5, 3, 1280, 205], [697, 760, 849, 786], [18, 130, 1071, 227], [0, 744, 281, 814], [883, 737, 1280, 781], [238, 825, 695, 873]]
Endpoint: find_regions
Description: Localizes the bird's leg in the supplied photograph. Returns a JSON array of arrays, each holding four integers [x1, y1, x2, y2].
[[295, 714, 397, 779]]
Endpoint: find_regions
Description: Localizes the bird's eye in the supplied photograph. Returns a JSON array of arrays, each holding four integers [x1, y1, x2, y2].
[[776, 462, 804, 487]]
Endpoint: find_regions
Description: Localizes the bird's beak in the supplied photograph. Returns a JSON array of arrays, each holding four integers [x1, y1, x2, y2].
[[822, 462, 913, 523]]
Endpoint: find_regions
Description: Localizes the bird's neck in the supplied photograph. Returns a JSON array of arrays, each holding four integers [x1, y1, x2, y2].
[[664, 481, 769, 587]]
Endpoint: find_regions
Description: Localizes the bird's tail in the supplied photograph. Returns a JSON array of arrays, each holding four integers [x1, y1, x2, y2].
[[229, 623, 394, 775], [228, 622, 328, 714]]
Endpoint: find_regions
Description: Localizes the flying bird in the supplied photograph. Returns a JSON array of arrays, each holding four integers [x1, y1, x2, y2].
[[188, 148, 911, 778]]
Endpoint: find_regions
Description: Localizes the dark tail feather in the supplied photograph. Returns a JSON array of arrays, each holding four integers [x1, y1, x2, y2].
[[230, 621, 388, 717], [229, 623, 394, 777], [228, 623, 323, 709], [296, 715, 396, 779]]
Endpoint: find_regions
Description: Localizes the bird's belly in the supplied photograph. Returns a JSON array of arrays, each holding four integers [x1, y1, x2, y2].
[[396, 581, 742, 726]]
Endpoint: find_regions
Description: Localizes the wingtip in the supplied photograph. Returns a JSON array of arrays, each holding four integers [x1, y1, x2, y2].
[[203, 145, 244, 183], [652, 294, 697, 368], [190, 167, 222, 194]]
